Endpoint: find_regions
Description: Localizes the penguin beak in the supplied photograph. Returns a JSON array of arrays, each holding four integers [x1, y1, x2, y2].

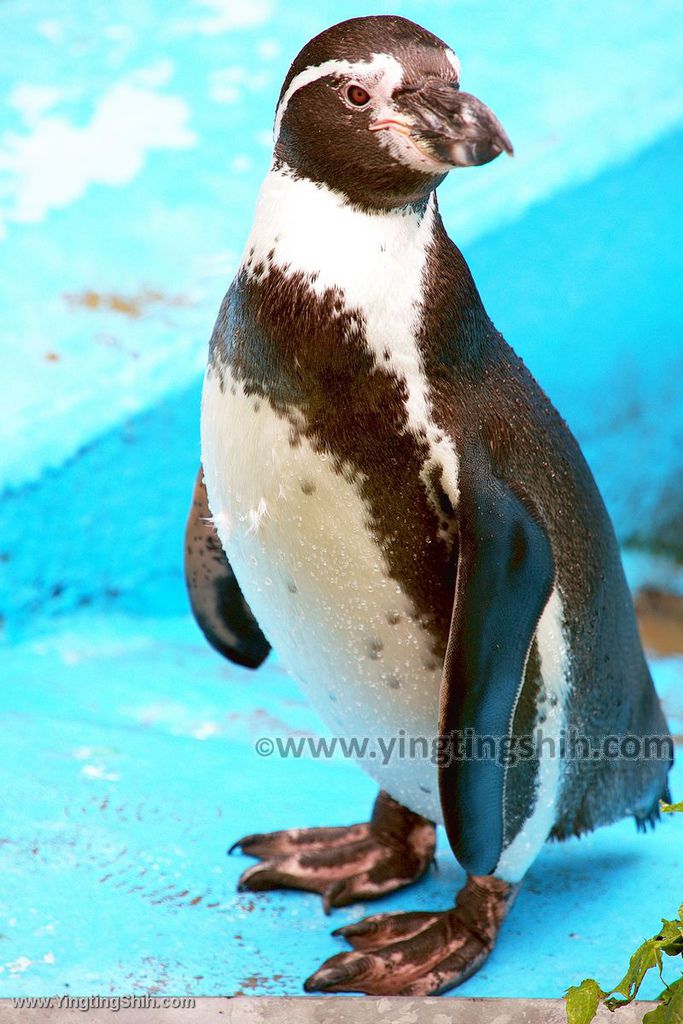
[[379, 79, 513, 168]]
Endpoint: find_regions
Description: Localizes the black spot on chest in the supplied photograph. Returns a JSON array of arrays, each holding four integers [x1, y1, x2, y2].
[[426, 463, 456, 519]]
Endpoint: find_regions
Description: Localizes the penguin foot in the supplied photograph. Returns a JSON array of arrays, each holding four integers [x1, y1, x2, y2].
[[230, 790, 435, 913], [304, 875, 519, 995]]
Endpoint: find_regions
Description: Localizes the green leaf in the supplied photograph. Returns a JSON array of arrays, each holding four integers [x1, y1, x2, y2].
[[657, 920, 683, 945], [610, 938, 660, 1002], [651, 918, 683, 960], [603, 922, 683, 1010], [643, 977, 683, 1024], [565, 978, 605, 1024], [661, 801, 683, 814]]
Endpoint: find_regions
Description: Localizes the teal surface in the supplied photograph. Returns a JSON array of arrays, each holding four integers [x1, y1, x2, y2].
[[0, 614, 681, 997], [1, 0, 682, 1001]]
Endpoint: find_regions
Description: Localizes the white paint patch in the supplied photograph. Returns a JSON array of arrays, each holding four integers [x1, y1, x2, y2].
[[258, 39, 281, 61], [202, 369, 445, 821], [192, 722, 219, 740], [81, 764, 120, 782], [209, 66, 272, 105], [195, 248, 240, 281], [8, 85, 63, 126], [210, 72, 241, 105], [72, 746, 95, 760], [6, 956, 32, 974], [495, 587, 571, 882], [0, 81, 195, 234], [193, 0, 272, 35], [242, 166, 460, 535], [230, 154, 252, 173], [126, 59, 175, 89], [36, 20, 63, 44]]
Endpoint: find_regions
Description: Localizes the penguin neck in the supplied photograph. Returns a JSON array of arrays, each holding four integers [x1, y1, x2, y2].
[[241, 160, 436, 293], [236, 161, 493, 377]]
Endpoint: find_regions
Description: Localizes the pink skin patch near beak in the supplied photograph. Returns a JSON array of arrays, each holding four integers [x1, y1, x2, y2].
[[369, 117, 412, 137], [369, 117, 450, 169]]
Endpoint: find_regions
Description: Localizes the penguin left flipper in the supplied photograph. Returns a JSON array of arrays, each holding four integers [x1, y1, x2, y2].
[[438, 448, 556, 877], [185, 467, 271, 669]]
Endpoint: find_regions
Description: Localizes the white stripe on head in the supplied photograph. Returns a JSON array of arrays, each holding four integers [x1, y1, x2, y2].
[[444, 48, 461, 81], [273, 52, 404, 142]]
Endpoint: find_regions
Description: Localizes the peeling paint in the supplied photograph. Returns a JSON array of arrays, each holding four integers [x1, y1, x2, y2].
[[64, 289, 191, 319]]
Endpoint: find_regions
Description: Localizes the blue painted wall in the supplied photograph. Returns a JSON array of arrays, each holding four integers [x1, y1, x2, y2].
[[2, 0, 683, 505], [2, 124, 682, 632]]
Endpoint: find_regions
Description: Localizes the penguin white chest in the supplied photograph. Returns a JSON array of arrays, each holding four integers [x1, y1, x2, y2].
[[201, 371, 448, 822], [200, 169, 464, 821]]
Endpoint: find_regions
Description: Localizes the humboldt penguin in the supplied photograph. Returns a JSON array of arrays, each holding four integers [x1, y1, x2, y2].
[[185, 15, 672, 995]]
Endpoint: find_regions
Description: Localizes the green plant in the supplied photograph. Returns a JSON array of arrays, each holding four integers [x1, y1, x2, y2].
[[565, 802, 683, 1024]]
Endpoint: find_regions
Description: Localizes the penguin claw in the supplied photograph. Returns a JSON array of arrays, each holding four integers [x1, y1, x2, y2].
[[322, 881, 345, 915], [230, 793, 436, 910], [234, 841, 430, 905], [331, 910, 439, 950], [305, 908, 488, 995], [229, 823, 371, 858], [320, 867, 428, 912], [306, 877, 519, 995]]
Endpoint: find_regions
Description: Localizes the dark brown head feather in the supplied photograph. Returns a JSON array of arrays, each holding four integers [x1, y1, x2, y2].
[[274, 16, 458, 210]]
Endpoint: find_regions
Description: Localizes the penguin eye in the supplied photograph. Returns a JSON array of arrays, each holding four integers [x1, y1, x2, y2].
[[346, 84, 371, 107]]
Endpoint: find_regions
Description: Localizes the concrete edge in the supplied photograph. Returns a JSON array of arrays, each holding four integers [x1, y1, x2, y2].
[[0, 997, 658, 1023]]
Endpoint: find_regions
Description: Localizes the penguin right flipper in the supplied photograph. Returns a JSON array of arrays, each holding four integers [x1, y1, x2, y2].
[[438, 449, 556, 876], [185, 467, 271, 670]]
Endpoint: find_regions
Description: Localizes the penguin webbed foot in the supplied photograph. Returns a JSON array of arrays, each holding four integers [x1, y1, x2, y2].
[[230, 790, 435, 913], [304, 875, 519, 996]]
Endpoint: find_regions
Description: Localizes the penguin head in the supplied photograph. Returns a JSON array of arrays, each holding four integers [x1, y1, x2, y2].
[[273, 15, 513, 210]]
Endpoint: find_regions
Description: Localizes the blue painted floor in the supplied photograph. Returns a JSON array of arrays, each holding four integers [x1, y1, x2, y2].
[[2, 0, 683, 1003], [0, 613, 681, 997]]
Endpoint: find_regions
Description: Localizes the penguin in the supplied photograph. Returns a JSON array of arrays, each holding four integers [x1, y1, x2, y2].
[[185, 15, 673, 996]]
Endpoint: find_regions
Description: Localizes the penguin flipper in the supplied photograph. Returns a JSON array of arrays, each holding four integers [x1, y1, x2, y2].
[[438, 451, 555, 876], [185, 467, 271, 670]]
